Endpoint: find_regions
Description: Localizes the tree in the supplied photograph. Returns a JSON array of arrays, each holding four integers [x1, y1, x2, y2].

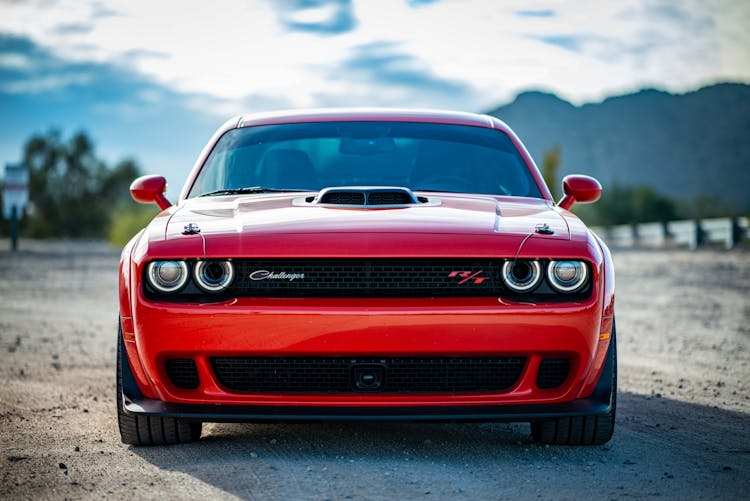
[[20, 130, 143, 237], [589, 183, 679, 226], [541, 145, 561, 199]]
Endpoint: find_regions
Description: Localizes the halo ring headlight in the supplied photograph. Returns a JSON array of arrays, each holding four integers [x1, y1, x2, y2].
[[501, 259, 542, 292], [547, 260, 588, 292], [194, 260, 234, 293], [147, 260, 189, 293]]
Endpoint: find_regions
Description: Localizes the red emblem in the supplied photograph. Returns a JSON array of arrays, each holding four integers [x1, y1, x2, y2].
[[448, 270, 488, 285]]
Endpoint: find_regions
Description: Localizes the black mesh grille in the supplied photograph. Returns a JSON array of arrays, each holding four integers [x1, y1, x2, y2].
[[165, 359, 199, 389], [234, 259, 503, 297], [211, 357, 527, 393], [536, 358, 570, 389], [368, 191, 413, 205], [320, 191, 366, 205]]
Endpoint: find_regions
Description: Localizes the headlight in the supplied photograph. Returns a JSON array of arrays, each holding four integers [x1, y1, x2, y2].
[[547, 260, 588, 292], [147, 260, 189, 293], [194, 260, 235, 292], [501, 259, 542, 292]]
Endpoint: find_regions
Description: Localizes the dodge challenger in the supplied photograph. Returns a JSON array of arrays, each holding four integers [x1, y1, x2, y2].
[[118, 109, 616, 446]]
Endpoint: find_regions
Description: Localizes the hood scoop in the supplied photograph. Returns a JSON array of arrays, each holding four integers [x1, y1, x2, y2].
[[300, 187, 435, 208]]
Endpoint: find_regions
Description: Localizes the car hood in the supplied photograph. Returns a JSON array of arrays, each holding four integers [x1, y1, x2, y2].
[[164, 193, 570, 239], [138, 192, 594, 259]]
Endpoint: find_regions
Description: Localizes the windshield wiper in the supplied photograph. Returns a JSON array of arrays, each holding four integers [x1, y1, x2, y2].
[[199, 186, 310, 197]]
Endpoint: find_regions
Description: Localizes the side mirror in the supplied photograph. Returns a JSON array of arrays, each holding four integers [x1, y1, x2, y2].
[[557, 175, 601, 210], [130, 175, 172, 210]]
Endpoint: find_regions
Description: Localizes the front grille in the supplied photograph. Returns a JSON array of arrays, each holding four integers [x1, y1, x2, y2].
[[211, 357, 527, 393], [165, 359, 199, 389], [233, 259, 504, 297], [536, 358, 570, 389], [146, 259, 593, 302]]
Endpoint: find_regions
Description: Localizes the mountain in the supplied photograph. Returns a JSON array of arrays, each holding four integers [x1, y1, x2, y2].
[[487, 83, 750, 212], [3, 32, 748, 211]]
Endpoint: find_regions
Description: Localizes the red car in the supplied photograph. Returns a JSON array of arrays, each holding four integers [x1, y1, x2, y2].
[[118, 109, 615, 446]]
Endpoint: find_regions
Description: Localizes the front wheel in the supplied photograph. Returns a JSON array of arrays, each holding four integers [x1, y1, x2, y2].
[[530, 324, 617, 445], [116, 322, 202, 445]]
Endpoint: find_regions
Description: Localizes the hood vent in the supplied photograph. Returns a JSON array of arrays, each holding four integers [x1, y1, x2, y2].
[[313, 187, 423, 207], [320, 191, 366, 205], [368, 191, 414, 205]]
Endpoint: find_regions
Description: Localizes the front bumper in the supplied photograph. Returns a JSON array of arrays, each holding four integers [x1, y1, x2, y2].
[[122, 290, 612, 415], [121, 328, 615, 422]]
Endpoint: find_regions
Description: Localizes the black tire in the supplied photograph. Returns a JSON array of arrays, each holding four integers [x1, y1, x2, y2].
[[530, 324, 617, 445], [116, 322, 202, 445]]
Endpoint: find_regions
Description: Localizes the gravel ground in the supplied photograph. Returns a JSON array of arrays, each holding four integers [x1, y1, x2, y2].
[[0, 240, 748, 500]]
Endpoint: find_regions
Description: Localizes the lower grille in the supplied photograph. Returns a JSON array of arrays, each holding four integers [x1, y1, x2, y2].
[[210, 357, 527, 393], [536, 358, 570, 389], [165, 359, 199, 389]]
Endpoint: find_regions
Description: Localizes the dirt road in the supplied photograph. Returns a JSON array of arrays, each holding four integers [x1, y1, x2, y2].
[[1, 241, 748, 500]]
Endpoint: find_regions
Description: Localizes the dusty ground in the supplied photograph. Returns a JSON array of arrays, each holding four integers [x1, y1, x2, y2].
[[0, 240, 748, 500]]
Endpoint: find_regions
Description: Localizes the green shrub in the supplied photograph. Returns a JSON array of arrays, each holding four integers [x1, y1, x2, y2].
[[108, 205, 158, 247]]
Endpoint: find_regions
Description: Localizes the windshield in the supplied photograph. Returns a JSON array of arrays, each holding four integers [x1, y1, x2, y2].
[[188, 122, 543, 199]]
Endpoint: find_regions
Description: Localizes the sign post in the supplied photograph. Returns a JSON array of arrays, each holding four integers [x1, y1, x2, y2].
[[2, 164, 29, 251]]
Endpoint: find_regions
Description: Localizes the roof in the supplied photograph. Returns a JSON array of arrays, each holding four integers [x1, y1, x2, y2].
[[235, 108, 500, 129]]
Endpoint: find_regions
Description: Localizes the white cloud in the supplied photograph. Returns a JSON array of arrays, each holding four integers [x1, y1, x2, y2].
[[283, 2, 344, 25], [0, 52, 33, 70], [1, 0, 748, 112], [1, 72, 92, 94]]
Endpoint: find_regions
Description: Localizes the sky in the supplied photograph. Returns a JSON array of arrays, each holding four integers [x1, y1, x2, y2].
[[1, 0, 749, 193]]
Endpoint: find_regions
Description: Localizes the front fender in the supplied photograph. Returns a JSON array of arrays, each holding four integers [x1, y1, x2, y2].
[[119, 229, 159, 399], [577, 231, 615, 398]]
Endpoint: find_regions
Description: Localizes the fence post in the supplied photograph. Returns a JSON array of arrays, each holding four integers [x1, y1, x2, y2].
[[694, 220, 705, 249], [731, 217, 744, 248], [10, 205, 19, 251]]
